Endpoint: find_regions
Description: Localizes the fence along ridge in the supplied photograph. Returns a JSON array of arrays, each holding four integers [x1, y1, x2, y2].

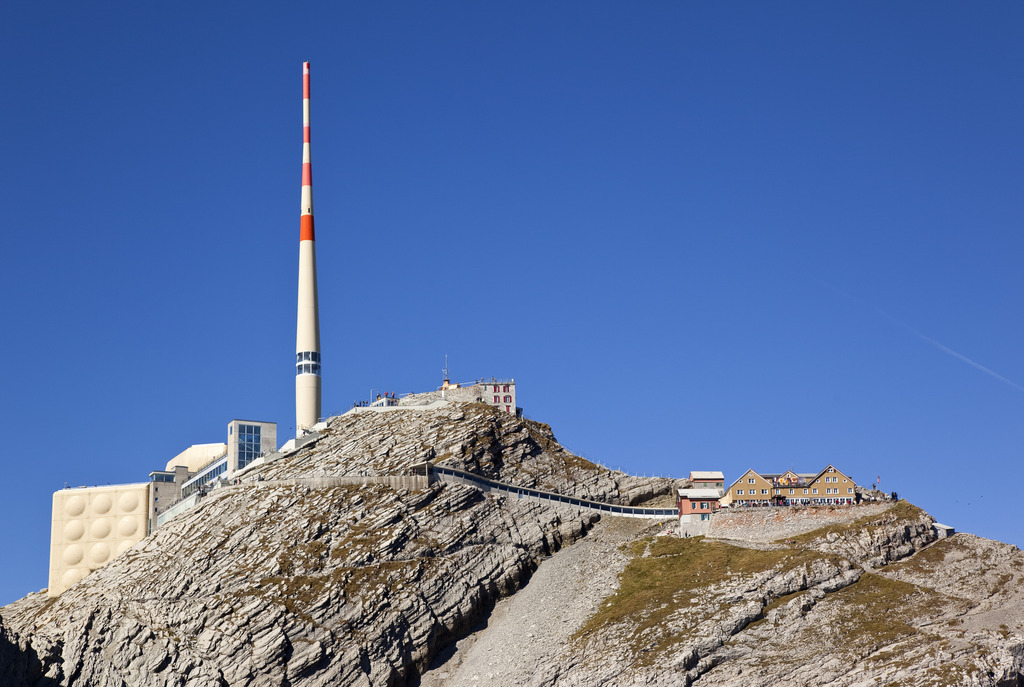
[[430, 464, 676, 519]]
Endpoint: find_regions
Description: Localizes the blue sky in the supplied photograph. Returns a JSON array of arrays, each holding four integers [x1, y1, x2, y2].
[[1, 2, 1022, 605]]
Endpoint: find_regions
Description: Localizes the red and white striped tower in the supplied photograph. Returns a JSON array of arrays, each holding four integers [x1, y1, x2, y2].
[[295, 61, 321, 434]]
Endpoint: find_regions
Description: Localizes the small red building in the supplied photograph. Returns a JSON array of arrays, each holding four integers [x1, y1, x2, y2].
[[677, 487, 723, 524]]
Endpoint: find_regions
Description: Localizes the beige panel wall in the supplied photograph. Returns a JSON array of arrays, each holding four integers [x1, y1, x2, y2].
[[48, 483, 150, 597]]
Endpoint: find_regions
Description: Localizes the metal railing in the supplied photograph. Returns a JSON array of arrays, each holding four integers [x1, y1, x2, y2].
[[429, 464, 677, 520]]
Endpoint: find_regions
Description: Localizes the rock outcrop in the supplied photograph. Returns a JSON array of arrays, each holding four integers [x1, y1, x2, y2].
[[552, 502, 1024, 686], [259, 404, 672, 505], [0, 615, 49, 686], [1, 402, 1021, 686], [0, 404, 663, 686], [2, 480, 598, 686]]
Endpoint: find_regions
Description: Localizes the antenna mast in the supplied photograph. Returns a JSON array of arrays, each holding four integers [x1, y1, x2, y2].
[[441, 355, 451, 397]]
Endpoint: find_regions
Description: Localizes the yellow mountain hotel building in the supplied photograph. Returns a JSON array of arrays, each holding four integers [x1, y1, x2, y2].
[[722, 465, 858, 507]]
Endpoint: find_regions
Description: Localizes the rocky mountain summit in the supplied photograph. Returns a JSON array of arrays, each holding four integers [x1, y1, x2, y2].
[[1, 402, 1022, 686]]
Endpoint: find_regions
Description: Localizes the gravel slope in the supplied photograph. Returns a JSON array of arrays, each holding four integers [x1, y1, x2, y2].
[[418, 516, 662, 686]]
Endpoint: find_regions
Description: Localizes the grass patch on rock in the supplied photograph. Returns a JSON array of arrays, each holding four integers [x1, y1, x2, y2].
[[573, 536, 837, 664], [809, 572, 960, 662], [889, 537, 954, 575], [825, 573, 920, 647]]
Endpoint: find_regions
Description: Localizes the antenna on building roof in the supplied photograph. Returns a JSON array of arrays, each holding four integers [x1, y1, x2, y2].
[[441, 354, 451, 396]]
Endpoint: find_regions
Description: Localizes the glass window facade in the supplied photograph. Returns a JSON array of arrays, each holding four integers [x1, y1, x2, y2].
[[236, 423, 261, 470], [181, 458, 228, 498], [296, 351, 322, 376]]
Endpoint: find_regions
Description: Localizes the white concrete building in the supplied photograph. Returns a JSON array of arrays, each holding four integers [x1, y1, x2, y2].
[[404, 378, 520, 415], [479, 380, 517, 415]]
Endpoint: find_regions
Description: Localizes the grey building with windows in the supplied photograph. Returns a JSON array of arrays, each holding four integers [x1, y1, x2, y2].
[[161, 420, 278, 503], [227, 420, 277, 473], [148, 465, 193, 526]]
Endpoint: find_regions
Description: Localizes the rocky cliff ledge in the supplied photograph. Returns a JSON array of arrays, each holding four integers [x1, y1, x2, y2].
[[1, 403, 1021, 686], [551, 502, 1024, 686]]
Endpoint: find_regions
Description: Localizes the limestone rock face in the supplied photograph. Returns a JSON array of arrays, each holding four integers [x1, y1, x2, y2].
[[3, 479, 602, 686], [552, 503, 1024, 687], [261, 404, 672, 505], [0, 615, 45, 685], [1, 403, 1021, 686], [0, 404, 648, 686]]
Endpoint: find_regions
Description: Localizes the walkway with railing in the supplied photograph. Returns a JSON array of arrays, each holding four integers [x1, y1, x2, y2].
[[428, 464, 677, 520], [157, 460, 677, 530]]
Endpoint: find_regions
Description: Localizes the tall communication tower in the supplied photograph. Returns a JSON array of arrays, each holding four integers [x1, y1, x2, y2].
[[295, 61, 322, 435]]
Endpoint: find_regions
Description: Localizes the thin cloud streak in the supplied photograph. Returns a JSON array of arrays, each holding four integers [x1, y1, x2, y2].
[[869, 307, 1024, 393], [826, 284, 1024, 393]]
